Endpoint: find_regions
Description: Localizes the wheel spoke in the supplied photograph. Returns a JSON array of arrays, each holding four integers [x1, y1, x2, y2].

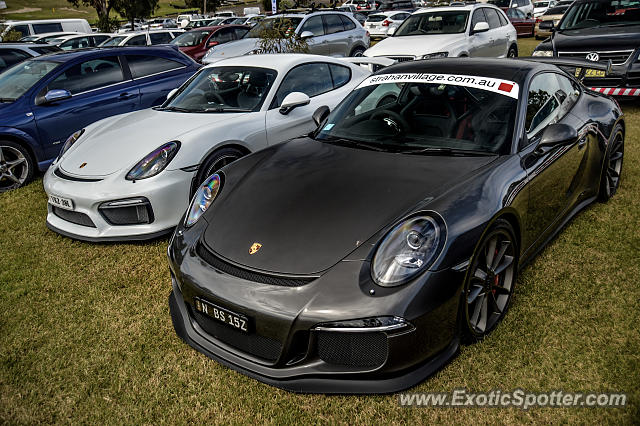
[[467, 285, 484, 304], [493, 285, 510, 296], [610, 152, 623, 162], [494, 255, 514, 276], [5, 172, 20, 184], [487, 291, 501, 315], [474, 267, 487, 281], [608, 167, 619, 178], [6, 157, 25, 170], [0, 147, 4, 162], [485, 237, 497, 269], [470, 294, 484, 326], [491, 240, 510, 271], [607, 173, 616, 191], [478, 295, 489, 332]]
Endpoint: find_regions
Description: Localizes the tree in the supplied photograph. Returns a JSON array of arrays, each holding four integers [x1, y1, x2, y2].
[[185, 0, 223, 14], [66, 0, 116, 31], [257, 18, 309, 54], [113, 0, 159, 29]]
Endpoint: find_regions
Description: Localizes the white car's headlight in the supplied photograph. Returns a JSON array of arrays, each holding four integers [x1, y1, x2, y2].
[[57, 129, 85, 160], [372, 214, 445, 287], [421, 52, 448, 59], [126, 141, 180, 181], [532, 50, 553, 57], [185, 173, 222, 227]]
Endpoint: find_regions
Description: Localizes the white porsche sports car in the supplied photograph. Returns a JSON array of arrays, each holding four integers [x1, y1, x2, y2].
[[43, 54, 376, 242]]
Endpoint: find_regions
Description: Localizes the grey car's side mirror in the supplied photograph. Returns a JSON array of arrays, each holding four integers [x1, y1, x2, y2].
[[280, 92, 310, 115], [300, 31, 314, 39], [40, 89, 72, 105], [312, 105, 330, 128], [471, 22, 490, 34], [538, 123, 578, 150]]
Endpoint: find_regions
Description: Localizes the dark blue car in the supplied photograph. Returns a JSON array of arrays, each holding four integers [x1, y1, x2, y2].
[[0, 46, 200, 191]]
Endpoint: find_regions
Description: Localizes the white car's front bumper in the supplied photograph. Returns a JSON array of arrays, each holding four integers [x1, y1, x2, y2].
[[43, 166, 195, 242]]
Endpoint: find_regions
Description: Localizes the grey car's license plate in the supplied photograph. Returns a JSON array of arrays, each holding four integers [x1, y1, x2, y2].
[[194, 297, 249, 333]]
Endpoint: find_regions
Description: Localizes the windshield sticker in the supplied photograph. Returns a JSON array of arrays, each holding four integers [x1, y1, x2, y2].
[[323, 123, 335, 131], [358, 73, 519, 99]]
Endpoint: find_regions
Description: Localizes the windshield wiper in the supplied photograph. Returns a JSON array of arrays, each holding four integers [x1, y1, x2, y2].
[[321, 137, 391, 152], [154, 106, 192, 112], [200, 107, 252, 113], [401, 147, 497, 156], [0, 98, 16, 103]]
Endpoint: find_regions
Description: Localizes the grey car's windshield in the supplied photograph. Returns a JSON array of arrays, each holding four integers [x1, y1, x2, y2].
[[244, 17, 303, 38], [394, 11, 470, 36], [162, 66, 277, 112], [315, 82, 517, 155], [0, 59, 60, 101], [171, 30, 210, 46], [559, 0, 640, 29], [99, 36, 126, 46]]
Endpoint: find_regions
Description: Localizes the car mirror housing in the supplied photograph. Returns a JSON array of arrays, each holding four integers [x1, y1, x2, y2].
[[207, 40, 219, 48], [538, 21, 554, 30], [167, 88, 178, 100], [279, 92, 310, 115], [471, 22, 490, 34], [40, 89, 72, 105], [300, 31, 314, 39], [537, 123, 578, 149], [312, 105, 330, 128]]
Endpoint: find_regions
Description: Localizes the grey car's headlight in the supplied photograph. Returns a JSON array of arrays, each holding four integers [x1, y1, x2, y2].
[[185, 173, 222, 227], [372, 214, 445, 287], [126, 141, 180, 181], [421, 52, 448, 59], [57, 129, 85, 160], [532, 50, 553, 57]]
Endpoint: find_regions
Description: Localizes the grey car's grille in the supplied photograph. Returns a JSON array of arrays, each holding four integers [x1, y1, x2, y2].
[[190, 306, 282, 362], [386, 55, 415, 62], [195, 241, 316, 287], [317, 331, 388, 368], [51, 206, 96, 228], [558, 50, 634, 65]]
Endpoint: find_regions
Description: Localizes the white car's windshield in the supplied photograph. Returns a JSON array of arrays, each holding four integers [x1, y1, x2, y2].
[[559, 0, 640, 30], [244, 17, 303, 38], [162, 66, 277, 112], [171, 30, 210, 47], [315, 80, 517, 155], [0, 59, 60, 101], [394, 11, 470, 36], [100, 36, 126, 46]]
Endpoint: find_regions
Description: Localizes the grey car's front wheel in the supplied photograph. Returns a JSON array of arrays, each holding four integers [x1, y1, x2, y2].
[[0, 141, 34, 193], [460, 219, 519, 343]]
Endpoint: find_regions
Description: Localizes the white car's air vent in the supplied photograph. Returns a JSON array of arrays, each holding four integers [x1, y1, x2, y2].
[[385, 55, 415, 62], [558, 50, 634, 65]]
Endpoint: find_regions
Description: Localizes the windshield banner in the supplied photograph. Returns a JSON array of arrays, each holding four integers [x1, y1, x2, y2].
[[358, 73, 520, 99]]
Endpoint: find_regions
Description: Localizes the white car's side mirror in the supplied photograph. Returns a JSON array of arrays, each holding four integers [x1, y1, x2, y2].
[[300, 31, 314, 39], [167, 88, 178, 100], [472, 22, 490, 34], [279, 92, 310, 115]]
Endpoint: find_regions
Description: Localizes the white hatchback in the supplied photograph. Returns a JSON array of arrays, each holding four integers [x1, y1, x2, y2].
[[364, 11, 412, 37], [43, 54, 373, 242], [364, 4, 518, 60]]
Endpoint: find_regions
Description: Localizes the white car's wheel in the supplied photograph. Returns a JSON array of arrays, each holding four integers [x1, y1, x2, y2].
[[193, 147, 245, 194]]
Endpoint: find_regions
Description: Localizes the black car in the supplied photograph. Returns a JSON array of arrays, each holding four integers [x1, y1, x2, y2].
[[168, 58, 624, 393], [533, 0, 640, 97]]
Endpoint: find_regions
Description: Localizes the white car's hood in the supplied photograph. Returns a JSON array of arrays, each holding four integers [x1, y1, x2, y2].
[[60, 108, 246, 177], [364, 34, 462, 57], [202, 38, 260, 64]]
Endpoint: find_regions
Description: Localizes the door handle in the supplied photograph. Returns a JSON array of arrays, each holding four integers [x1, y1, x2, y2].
[[118, 92, 136, 100]]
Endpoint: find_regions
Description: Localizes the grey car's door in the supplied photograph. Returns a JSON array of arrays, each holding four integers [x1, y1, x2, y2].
[[323, 14, 350, 56], [483, 8, 508, 56], [468, 9, 493, 57], [298, 16, 332, 55]]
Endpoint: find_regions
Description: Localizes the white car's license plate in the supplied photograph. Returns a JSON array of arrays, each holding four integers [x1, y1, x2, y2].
[[194, 297, 250, 333], [48, 194, 74, 211]]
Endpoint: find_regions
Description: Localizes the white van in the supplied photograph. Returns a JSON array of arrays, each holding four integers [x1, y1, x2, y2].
[[0, 19, 91, 41]]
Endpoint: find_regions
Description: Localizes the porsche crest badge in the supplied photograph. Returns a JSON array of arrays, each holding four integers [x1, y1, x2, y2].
[[249, 242, 262, 255], [79, 162, 87, 169]]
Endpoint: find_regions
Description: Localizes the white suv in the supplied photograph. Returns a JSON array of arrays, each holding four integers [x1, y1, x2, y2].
[[364, 4, 518, 60]]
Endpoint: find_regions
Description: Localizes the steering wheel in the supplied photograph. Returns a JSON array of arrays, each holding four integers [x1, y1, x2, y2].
[[371, 109, 410, 135]]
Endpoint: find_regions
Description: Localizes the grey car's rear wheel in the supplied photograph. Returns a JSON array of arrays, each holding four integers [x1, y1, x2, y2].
[[461, 219, 518, 343], [350, 46, 366, 57], [598, 125, 624, 202], [507, 45, 518, 58], [0, 141, 34, 193]]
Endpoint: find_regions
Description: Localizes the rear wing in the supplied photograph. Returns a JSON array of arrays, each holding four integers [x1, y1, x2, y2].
[[518, 57, 619, 82], [340, 56, 396, 72]]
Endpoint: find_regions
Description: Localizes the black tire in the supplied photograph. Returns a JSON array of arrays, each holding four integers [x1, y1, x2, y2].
[[192, 147, 245, 195], [598, 124, 624, 202], [460, 218, 519, 344], [0, 140, 35, 193], [350, 46, 366, 57], [507, 45, 518, 58]]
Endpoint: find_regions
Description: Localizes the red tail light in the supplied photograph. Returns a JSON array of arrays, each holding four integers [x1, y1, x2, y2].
[[535, 18, 542, 23], [382, 19, 392, 26]]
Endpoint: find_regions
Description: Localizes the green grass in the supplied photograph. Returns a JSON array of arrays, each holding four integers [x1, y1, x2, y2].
[[1, 39, 639, 423]]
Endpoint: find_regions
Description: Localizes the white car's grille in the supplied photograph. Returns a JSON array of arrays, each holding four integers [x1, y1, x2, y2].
[[558, 50, 634, 65]]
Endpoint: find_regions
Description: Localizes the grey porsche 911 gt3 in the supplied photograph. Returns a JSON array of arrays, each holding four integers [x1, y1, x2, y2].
[[167, 57, 624, 393]]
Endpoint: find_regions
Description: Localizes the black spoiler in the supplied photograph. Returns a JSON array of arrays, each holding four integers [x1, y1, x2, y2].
[[518, 57, 619, 82]]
